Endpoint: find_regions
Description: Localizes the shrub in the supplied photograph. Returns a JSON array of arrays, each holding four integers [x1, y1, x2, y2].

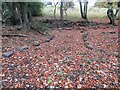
[[29, 2, 44, 16]]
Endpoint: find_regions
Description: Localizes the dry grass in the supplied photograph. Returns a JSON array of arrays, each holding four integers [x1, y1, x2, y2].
[[43, 5, 110, 20]]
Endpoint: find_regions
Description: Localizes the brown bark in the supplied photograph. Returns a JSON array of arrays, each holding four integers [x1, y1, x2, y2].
[[21, 2, 30, 30]]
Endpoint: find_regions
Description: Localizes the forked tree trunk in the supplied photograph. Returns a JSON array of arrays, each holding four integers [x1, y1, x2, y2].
[[53, 2, 58, 18], [79, 0, 84, 18], [84, 1, 88, 19], [79, 0, 88, 19]]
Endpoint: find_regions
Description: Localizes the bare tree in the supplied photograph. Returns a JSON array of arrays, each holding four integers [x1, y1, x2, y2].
[[53, 0, 58, 18], [63, 1, 74, 16]]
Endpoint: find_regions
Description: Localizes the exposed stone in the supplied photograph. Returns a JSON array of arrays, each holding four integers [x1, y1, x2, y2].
[[33, 42, 40, 46], [88, 45, 94, 49], [15, 46, 28, 52], [2, 51, 14, 58], [45, 35, 55, 42], [14, 26, 23, 30], [65, 27, 72, 30], [34, 47, 40, 50], [109, 32, 116, 34]]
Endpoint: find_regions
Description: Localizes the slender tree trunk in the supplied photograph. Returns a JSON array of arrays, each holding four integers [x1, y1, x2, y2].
[[118, 8, 120, 30], [60, 0, 63, 20], [17, 6, 23, 24], [53, 2, 58, 18], [54, 2, 58, 18], [79, 0, 84, 18], [19, 3, 24, 24], [84, 1, 88, 19], [79, 0, 88, 19], [28, 10, 32, 21], [6, 2, 17, 25], [28, 2, 32, 21], [64, 9, 67, 16], [54, 5, 56, 18], [115, 9, 118, 18], [12, 2, 19, 25]]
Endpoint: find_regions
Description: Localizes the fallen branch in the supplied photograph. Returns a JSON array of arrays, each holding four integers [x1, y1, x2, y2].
[[2, 34, 27, 37]]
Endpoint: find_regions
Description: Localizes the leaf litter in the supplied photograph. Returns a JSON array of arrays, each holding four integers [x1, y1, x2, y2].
[[1, 19, 119, 88]]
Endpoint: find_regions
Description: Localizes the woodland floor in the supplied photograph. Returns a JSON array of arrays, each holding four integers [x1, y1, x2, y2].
[[1, 18, 119, 88]]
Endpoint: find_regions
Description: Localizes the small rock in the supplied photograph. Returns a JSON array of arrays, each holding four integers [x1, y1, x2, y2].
[[77, 84, 82, 88], [14, 26, 22, 30], [83, 32, 88, 38], [45, 35, 55, 42], [26, 84, 30, 87], [92, 26, 97, 30], [34, 47, 40, 50], [2, 51, 14, 58], [49, 86, 55, 89], [33, 42, 40, 46], [80, 30, 84, 33], [58, 28, 63, 30], [65, 86, 68, 88], [8, 66, 15, 70], [65, 27, 72, 30], [109, 32, 116, 34], [15, 46, 28, 52], [88, 45, 94, 49], [101, 32, 106, 34]]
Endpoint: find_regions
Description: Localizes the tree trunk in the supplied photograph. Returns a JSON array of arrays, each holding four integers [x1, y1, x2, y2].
[[19, 3, 24, 24], [6, 2, 18, 25], [79, 0, 84, 18], [115, 9, 118, 18], [53, 2, 58, 18], [79, 0, 88, 19], [28, 2, 32, 21], [21, 3, 30, 30], [118, 8, 120, 24], [60, 0, 63, 20], [28, 9, 32, 21], [84, 1, 88, 19], [13, 2, 22, 25], [64, 9, 67, 16]]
